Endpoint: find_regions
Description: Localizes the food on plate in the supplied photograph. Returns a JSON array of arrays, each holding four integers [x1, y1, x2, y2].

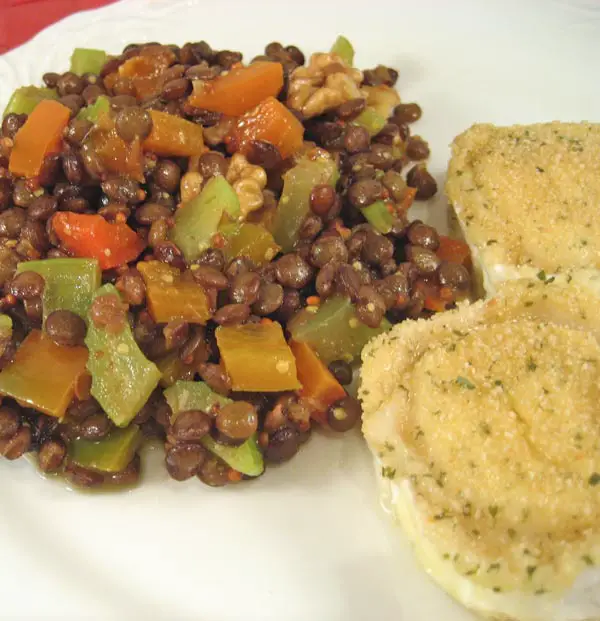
[[0, 37, 471, 489], [446, 122, 600, 294], [360, 275, 600, 621]]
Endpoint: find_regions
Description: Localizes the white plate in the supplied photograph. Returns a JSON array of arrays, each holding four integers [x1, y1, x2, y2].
[[1, 1, 599, 619]]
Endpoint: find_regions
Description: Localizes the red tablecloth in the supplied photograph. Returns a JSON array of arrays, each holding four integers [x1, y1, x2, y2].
[[0, 0, 118, 54]]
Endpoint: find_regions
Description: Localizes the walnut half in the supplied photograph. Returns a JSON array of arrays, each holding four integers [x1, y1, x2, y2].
[[226, 153, 267, 218], [287, 52, 364, 119]]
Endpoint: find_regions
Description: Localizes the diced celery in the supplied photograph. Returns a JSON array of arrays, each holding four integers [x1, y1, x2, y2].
[[353, 107, 387, 136], [272, 157, 338, 253], [85, 284, 161, 427], [220, 223, 280, 266], [362, 201, 396, 234], [170, 176, 240, 261], [77, 95, 110, 123], [201, 435, 264, 478], [331, 35, 355, 66], [3, 86, 58, 118], [69, 425, 142, 473], [17, 258, 100, 321], [164, 380, 231, 422], [164, 380, 264, 477], [288, 295, 391, 364], [70, 48, 108, 76]]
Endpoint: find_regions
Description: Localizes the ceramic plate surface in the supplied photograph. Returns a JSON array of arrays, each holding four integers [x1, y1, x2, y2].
[[1, 1, 599, 619]]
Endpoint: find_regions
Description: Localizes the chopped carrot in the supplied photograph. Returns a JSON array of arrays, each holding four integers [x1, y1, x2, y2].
[[142, 110, 205, 157], [187, 62, 284, 117], [289, 340, 346, 426], [306, 296, 321, 306], [436, 235, 472, 268], [9, 100, 71, 178], [226, 96, 304, 159], [53, 213, 145, 270]]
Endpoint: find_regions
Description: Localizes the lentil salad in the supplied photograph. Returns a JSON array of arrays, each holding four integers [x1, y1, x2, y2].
[[0, 37, 471, 489]]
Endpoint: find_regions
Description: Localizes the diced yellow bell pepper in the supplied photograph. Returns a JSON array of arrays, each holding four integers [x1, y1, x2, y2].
[[137, 261, 212, 324], [0, 330, 88, 418], [216, 321, 300, 392], [221, 223, 280, 267]]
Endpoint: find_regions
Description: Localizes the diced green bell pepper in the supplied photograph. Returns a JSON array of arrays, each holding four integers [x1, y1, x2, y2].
[[362, 201, 396, 234], [69, 425, 142, 473], [353, 107, 387, 136], [170, 176, 240, 262], [288, 295, 391, 364], [17, 258, 101, 322], [85, 284, 161, 427], [331, 35, 355, 66], [220, 222, 280, 266], [164, 380, 264, 477], [3, 86, 58, 118], [272, 157, 338, 253], [77, 95, 110, 123], [70, 48, 108, 76]]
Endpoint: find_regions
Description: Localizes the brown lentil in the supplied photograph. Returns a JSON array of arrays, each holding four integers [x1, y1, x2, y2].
[[406, 164, 438, 200], [215, 401, 258, 444], [171, 410, 212, 443], [347, 179, 384, 208], [166, 443, 207, 481], [405, 244, 442, 275], [29, 195, 58, 223], [0, 406, 20, 439], [252, 282, 284, 316], [327, 396, 361, 432], [275, 253, 313, 289], [394, 102, 422, 124], [38, 439, 67, 473], [9, 270, 45, 299], [407, 221, 440, 250], [115, 107, 153, 142], [265, 426, 299, 463], [197, 456, 230, 487], [230, 271, 261, 305], [1, 426, 32, 460], [437, 261, 471, 289]]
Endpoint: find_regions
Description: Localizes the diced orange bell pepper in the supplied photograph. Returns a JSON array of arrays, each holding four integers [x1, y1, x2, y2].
[[137, 261, 212, 324], [53, 213, 145, 270], [216, 322, 300, 392], [187, 62, 283, 117], [289, 340, 346, 426], [117, 44, 176, 100], [0, 330, 88, 418], [436, 235, 472, 268], [226, 96, 304, 159], [9, 99, 71, 178], [92, 129, 144, 182], [142, 110, 205, 157]]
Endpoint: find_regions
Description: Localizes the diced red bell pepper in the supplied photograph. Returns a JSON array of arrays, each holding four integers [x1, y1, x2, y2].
[[52, 213, 145, 270]]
